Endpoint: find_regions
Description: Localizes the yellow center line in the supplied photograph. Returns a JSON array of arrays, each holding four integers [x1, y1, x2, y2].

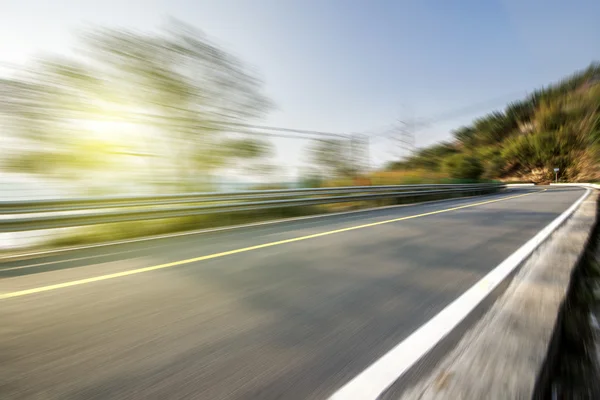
[[0, 189, 544, 300]]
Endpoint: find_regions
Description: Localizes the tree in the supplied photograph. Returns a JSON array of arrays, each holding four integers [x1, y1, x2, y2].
[[0, 20, 272, 192], [307, 138, 354, 179], [392, 142, 458, 171]]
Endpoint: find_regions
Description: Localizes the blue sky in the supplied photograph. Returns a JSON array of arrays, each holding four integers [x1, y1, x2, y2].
[[1, 0, 599, 173]]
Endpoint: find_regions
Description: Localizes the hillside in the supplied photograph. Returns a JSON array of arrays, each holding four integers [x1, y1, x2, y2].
[[390, 64, 600, 183]]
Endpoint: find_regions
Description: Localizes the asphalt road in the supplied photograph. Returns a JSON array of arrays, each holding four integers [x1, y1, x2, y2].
[[0, 187, 586, 400]]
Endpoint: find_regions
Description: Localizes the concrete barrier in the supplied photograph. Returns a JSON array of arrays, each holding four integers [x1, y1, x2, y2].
[[396, 187, 599, 399]]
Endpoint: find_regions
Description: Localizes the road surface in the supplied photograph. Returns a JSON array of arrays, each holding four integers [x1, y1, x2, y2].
[[0, 187, 585, 399]]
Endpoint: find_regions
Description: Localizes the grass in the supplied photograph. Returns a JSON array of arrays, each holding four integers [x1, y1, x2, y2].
[[44, 206, 319, 248], [320, 170, 499, 188]]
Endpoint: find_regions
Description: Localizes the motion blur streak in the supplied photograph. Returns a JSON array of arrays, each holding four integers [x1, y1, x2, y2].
[[0, 189, 539, 300], [0, 3, 598, 399], [0, 187, 585, 399], [0, 21, 274, 196]]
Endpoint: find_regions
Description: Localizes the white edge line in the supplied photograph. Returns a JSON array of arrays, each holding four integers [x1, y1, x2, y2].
[[329, 187, 592, 400], [1, 189, 520, 261], [551, 183, 600, 189]]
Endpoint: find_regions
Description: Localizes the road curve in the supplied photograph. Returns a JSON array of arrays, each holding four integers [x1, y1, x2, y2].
[[0, 187, 586, 399]]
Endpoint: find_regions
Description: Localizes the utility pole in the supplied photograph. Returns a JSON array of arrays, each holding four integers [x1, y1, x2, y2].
[[398, 104, 416, 160], [348, 134, 354, 179], [364, 135, 370, 173], [391, 119, 415, 160]]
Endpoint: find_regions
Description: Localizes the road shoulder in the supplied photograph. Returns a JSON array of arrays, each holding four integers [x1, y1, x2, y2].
[[395, 191, 598, 399]]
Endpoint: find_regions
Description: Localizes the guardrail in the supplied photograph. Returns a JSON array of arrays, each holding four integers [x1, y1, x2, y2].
[[0, 183, 505, 233]]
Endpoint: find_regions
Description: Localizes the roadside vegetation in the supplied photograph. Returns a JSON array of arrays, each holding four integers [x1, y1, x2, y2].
[[5, 21, 595, 251], [388, 65, 600, 183], [0, 20, 272, 195], [0, 20, 498, 253]]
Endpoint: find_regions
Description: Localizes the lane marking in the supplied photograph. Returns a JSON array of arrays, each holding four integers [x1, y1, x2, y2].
[[0, 249, 152, 272], [328, 187, 590, 400], [0, 189, 544, 300], [0, 192, 514, 271], [1, 190, 533, 272], [0, 189, 531, 262]]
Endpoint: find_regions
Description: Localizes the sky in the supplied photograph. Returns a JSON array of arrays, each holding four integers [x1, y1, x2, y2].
[[1, 0, 599, 175]]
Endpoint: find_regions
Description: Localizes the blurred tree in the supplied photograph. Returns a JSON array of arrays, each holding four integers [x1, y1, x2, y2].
[[0, 20, 272, 192], [388, 142, 458, 171], [307, 138, 354, 179]]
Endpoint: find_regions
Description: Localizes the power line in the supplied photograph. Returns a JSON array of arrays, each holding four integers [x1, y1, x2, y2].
[[224, 129, 341, 141], [141, 89, 533, 162], [149, 89, 527, 143], [371, 90, 530, 141], [364, 90, 531, 167], [216, 121, 348, 139], [412, 89, 528, 129], [132, 112, 351, 140]]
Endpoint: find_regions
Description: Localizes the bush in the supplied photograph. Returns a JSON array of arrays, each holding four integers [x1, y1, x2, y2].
[[482, 156, 505, 179], [502, 130, 580, 176], [443, 154, 484, 180], [369, 169, 448, 185]]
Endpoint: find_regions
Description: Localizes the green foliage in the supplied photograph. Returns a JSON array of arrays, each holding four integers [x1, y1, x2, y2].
[[482, 157, 504, 180], [536, 103, 569, 132], [501, 129, 583, 174], [453, 126, 478, 149], [299, 175, 322, 188], [397, 63, 600, 182], [472, 111, 518, 145], [505, 100, 535, 125], [473, 146, 504, 179], [442, 154, 484, 180], [0, 20, 272, 191], [389, 142, 458, 171]]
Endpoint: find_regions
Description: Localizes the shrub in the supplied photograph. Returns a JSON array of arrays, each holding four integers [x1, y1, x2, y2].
[[443, 154, 484, 180]]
